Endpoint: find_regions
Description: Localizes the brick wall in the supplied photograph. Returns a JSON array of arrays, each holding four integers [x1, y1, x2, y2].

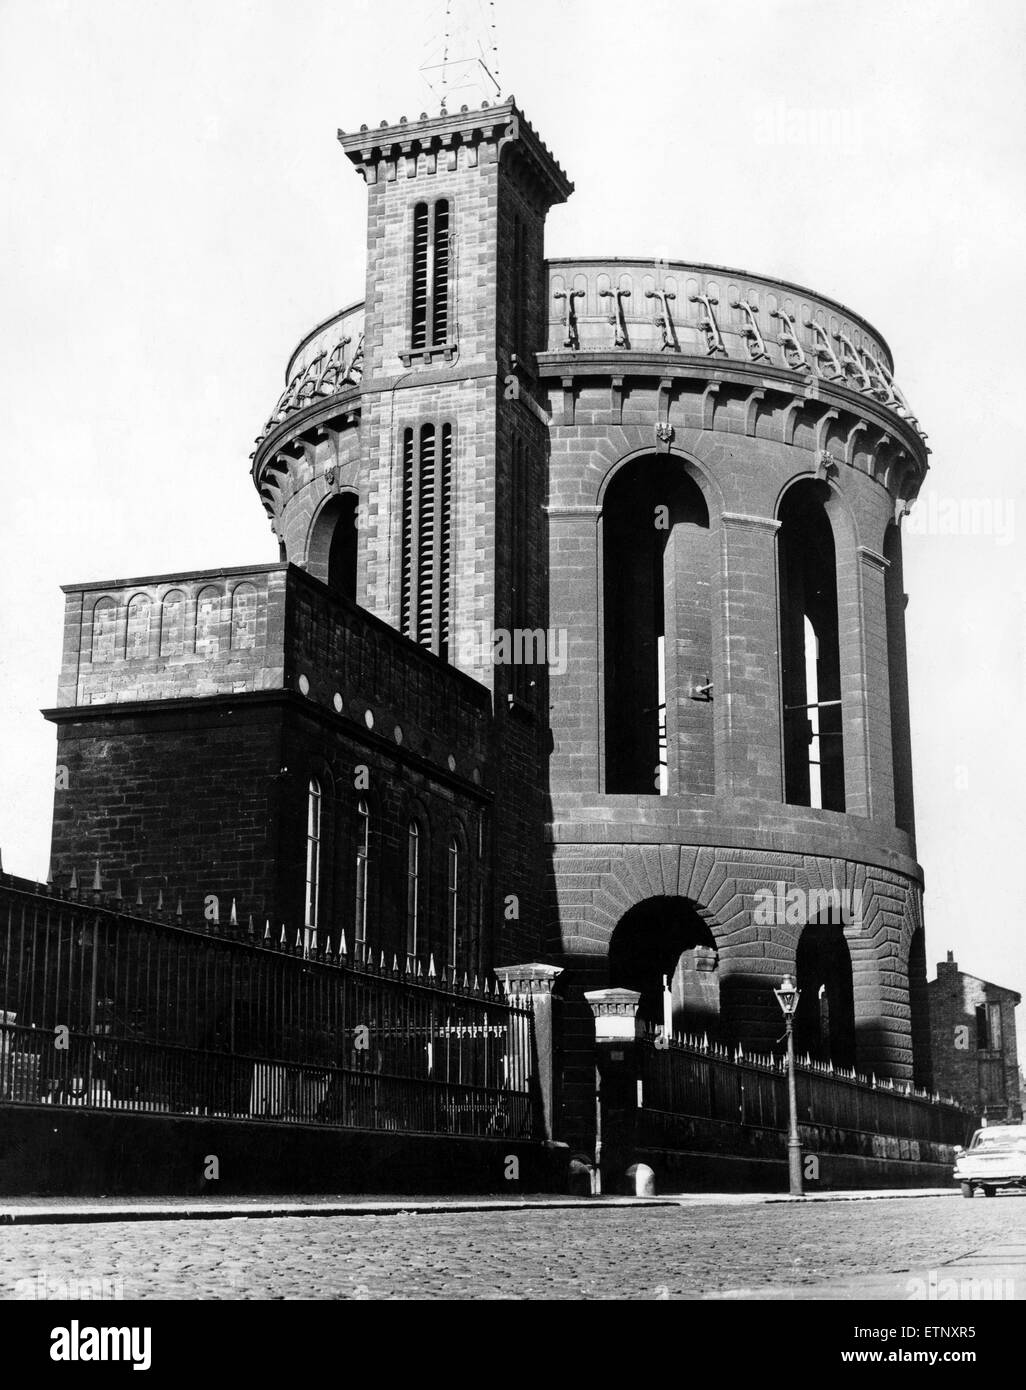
[[928, 957, 1023, 1123]]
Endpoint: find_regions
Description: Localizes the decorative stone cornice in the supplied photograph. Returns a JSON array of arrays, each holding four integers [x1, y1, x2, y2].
[[338, 100, 573, 208]]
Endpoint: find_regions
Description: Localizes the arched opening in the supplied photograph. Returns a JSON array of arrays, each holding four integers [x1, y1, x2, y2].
[[778, 480, 844, 811], [884, 523, 915, 836], [793, 920, 856, 1067], [908, 927, 932, 1089], [307, 494, 359, 601], [609, 897, 720, 1036], [602, 457, 712, 795]]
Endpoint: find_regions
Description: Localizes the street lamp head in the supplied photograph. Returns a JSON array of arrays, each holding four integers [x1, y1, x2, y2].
[[774, 974, 800, 1017]]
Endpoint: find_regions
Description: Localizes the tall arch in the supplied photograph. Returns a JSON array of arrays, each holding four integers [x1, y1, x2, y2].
[[609, 896, 720, 1036], [793, 919, 856, 1067], [601, 456, 712, 795], [307, 493, 359, 601], [777, 479, 844, 810]]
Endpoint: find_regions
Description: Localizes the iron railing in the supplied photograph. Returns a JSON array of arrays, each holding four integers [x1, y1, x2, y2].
[[638, 1030, 969, 1148], [0, 878, 535, 1140]]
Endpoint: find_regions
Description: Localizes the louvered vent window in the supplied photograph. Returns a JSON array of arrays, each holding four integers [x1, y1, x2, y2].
[[510, 435, 530, 699], [411, 203, 429, 351], [400, 421, 453, 659], [410, 200, 451, 353]]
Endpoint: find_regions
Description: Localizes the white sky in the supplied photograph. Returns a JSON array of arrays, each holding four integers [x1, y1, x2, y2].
[[2, 0, 1024, 1040]]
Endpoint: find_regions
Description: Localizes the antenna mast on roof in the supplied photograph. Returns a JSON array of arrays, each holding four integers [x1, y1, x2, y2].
[[420, 0, 503, 114]]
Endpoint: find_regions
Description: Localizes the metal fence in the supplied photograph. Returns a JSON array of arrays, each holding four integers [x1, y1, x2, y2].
[[0, 878, 536, 1140], [639, 1030, 969, 1147]]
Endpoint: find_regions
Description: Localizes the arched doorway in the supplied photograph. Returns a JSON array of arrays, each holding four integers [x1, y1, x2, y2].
[[793, 920, 856, 1067], [307, 493, 358, 600], [609, 897, 719, 1037]]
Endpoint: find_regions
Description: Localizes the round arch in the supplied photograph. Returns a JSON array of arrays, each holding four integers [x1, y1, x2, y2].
[[608, 896, 720, 1037], [306, 490, 359, 599], [595, 444, 724, 520]]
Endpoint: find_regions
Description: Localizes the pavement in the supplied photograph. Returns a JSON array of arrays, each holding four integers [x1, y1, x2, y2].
[[0, 1186, 961, 1224], [0, 1190, 1022, 1299]]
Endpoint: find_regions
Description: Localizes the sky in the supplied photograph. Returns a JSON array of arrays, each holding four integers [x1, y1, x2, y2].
[[1, 0, 1024, 1032]]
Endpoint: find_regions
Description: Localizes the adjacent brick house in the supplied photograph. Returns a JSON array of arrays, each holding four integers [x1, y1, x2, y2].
[[928, 953, 1022, 1124], [45, 100, 937, 1153]]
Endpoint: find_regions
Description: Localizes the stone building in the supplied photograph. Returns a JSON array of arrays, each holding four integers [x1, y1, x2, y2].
[[928, 953, 1022, 1124], [45, 100, 934, 1156]]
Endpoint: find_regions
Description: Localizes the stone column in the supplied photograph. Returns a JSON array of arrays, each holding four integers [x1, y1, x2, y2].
[[853, 545, 895, 823], [584, 987, 643, 1195], [494, 963, 563, 1142], [717, 513, 783, 800]]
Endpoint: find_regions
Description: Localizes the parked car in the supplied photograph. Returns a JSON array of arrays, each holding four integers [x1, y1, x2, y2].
[[954, 1124, 1026, 1197]]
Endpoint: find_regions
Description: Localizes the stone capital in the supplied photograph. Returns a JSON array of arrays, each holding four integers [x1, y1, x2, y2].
[[494, 963, 564, 997], [585, 988, 644, 1041]]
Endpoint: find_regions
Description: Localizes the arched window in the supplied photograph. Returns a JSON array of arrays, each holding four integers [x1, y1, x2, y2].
[[401, 423, 452, 657], [405, 821, 421, 960], [411, 199, 450, 351], [778, 481, 844, 811], [354, 799, 370, 959], [602, 458, 712, 795], [304, 779, 322, 940], [448, 837, 462, 971], [126, 594, 152, 660], [91, 597, 118, 664]]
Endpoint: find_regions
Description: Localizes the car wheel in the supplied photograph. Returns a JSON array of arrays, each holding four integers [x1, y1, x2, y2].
[[960, 1182, 974, 1198], [983, 1185, 997, 1197]]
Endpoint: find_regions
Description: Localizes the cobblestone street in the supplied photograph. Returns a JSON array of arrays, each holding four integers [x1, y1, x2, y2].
[[1, 1195, 1023, 1300]]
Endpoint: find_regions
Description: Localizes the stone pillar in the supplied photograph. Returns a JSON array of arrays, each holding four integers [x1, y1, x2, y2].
[[717, 513, 783, 800], [584, 987, 643, 1195], [494, 963, 563, 1142], [854, 545, 895, 824]]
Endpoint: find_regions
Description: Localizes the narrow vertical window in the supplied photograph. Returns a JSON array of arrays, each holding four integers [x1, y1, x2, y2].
[[410, 200, 451, 352], [411, 203, 429, 351], [354, 799, 369, 959], [406, 821, 421, 960], [448, 837, 461, 971], [510, 436, 531, 698], [304, 779, 322, 940], [439, 422, 452, 659], [401, 422, 452, 658], [417, 424, 436, 645], [511, 215, 524, 354], [432, 200, 449, 345], [401, 429, 415, 637]]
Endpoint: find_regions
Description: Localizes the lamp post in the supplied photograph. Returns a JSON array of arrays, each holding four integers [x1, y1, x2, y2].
[[774, 974, 804, 1196]]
